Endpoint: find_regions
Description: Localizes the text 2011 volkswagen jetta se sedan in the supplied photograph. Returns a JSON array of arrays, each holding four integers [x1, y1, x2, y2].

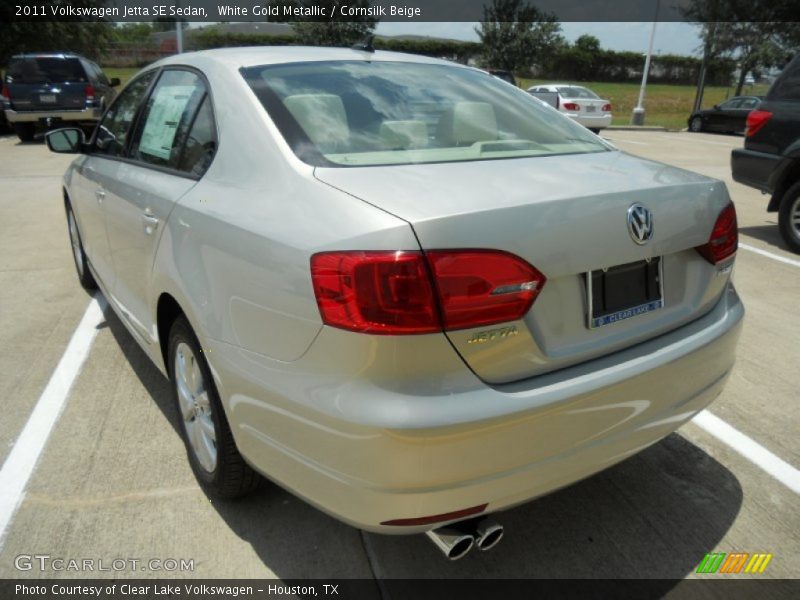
[[47, 47, 743, 560]]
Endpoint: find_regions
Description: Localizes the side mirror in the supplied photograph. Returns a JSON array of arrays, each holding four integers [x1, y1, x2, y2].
[[45, 128, 85, 154], [713, 104, 720, 110], [109, 77, 121, 87]]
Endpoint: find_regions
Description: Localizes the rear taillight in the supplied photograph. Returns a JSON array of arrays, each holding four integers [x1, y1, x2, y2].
[[562, 102, 579, 111], [84, 84, 95, 102], [426, 250, 545, 330], [310, 250, 546, 334], [745, 110, 772, 137], [696, 203, 738, 265], [601, 103, 612, 112], [1, 84, 9, 100]]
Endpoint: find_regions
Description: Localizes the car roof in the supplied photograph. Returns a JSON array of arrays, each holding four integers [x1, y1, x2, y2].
[[151, 46, 459, 71]]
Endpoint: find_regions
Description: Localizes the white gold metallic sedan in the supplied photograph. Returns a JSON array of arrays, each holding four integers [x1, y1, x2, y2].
[[46, 47, 742, 560], [528, 83, 613, 133]]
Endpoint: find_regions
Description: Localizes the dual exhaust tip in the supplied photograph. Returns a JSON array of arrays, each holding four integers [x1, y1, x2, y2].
[[425, 517, 504, 560]]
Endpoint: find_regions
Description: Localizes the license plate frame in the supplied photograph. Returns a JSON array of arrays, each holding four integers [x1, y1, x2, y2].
[[586, 257, 664, 329], [585, 105, 597, 113], [39, 94, 57, 104]]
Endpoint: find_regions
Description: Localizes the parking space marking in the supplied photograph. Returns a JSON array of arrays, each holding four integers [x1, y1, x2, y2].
[[693, 410, 800, 494], [740, 242, 800, 268], [0, 296, 106, 551]]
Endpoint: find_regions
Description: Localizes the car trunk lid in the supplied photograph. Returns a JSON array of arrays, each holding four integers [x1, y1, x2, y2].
[[314, 150, 733, 384]]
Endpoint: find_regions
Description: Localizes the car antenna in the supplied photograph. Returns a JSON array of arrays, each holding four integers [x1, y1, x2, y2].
[[351, 34, 375, 53]]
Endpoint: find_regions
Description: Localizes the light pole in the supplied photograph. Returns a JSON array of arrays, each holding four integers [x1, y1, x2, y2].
[[631, 1, 660, 126], [176, 2, 183, 53]]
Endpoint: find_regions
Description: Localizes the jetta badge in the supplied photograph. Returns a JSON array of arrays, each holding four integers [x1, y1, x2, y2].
[[627, 203, 653, 245]]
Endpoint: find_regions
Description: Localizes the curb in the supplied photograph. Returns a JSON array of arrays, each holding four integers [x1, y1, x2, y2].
[[606, 125, 668, 131]]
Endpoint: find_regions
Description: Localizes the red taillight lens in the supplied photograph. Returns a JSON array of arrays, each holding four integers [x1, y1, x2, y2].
[[310, 251, 439, 334], [696, 203, 738, 265], [745, 110, 772, 137], [84, 84, 95, 99], [1, 85, 9, 99], [562, 102, 579, 111], [601, 103, 612, 112], [310, 249, 546, 334], [426, 250, 545, 330]]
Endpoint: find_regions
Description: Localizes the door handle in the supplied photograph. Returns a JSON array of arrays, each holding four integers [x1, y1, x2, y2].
[[94, 189, 105, 203], [141, 212, 160, 235]]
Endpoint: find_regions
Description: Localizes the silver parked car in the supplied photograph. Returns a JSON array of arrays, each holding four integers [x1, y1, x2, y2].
[[47, 47, 743, 560], [527, 83, 613, 133]]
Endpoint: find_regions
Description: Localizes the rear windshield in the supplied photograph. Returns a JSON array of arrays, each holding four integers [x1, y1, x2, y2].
[[556, 86, 600, 99], [241, 61, 610, 167], [7, 58, 87, 84]]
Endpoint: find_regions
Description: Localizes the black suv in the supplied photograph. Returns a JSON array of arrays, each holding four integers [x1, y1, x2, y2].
[[1, 53, 119, 142], [732, 55, 800, 253]]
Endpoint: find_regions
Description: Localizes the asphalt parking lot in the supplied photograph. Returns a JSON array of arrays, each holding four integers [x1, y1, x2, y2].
[[0, 130, 797, 584]]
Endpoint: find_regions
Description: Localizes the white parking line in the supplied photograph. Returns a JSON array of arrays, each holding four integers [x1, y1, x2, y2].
[[693, 410, 800, 494], [0, 296, 106, 551], [740, 242, 800, 268]]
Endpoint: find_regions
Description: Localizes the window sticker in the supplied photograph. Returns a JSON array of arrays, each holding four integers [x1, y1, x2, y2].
[[138, 85, 196, 161]]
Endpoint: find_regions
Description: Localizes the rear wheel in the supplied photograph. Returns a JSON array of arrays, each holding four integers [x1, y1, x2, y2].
[[689, 116, 704, 132], [168, 316, 260, 498], [588, 128, 601, 134], [14, 122, 35, 142], [66, 204, 97, 290], [778, 182, 800, 254]]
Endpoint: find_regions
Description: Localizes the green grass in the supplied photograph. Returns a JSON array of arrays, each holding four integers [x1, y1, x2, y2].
[[102, 66, 767, 131], [518, 78, 770, 130]]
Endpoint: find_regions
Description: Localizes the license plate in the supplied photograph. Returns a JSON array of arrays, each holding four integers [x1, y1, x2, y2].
[[586, 258, 663, 328], [39, 94, 56, 103], [585, 105, 597, 113]]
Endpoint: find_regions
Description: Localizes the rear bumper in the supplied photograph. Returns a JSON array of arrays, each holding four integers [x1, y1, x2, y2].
[[4, 107, 100, 124], [566, 113, 613, 129], [731, 147, 780, 193], [209, 284, 743, 534]]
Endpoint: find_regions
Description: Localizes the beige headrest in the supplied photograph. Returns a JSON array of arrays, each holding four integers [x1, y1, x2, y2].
[[284, 94, 349, 152]]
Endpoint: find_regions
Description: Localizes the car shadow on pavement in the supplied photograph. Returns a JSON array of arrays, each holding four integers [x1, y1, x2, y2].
[[104, 303, 743, 583], [739, 224, 791, 251]]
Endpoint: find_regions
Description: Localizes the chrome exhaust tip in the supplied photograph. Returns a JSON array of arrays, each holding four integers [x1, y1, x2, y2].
[[425, 527, 475, 560], [474, 518, 504, 551]]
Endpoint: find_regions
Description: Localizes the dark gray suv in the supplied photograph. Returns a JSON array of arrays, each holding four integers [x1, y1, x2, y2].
[[2, 53, 119, 142]]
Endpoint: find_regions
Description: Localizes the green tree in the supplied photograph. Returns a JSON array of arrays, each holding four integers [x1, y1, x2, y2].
[[110, 23, 155, 44], [0, 5, 113, 66], [683, 0, 800, 103], [269, 1, 378, 47], [476, 0, 563, 73]]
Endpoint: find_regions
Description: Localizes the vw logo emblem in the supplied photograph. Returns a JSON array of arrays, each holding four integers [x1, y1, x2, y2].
[[627, 204, 653, 245]]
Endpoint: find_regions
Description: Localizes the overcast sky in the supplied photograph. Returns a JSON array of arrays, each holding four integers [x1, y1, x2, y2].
[[375, 22, 704, 56]]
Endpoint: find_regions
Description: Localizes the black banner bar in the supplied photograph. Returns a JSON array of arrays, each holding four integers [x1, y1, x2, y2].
[[3, 579, 800, 600], [3, 0, 800, 23]]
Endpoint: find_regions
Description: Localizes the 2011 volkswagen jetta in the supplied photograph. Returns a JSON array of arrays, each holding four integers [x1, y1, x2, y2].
[[46, 47, 743, 560]]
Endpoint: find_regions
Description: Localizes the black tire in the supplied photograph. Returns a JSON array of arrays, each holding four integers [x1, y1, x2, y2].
[[777, 182, 800, 254], [65, 203, 97, 290], [689, 116, 704, 132], [588, 128, 601, 135], [14, 122, 35, 142], [168, 315, 260, 499]]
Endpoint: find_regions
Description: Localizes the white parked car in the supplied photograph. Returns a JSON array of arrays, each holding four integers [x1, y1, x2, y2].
[[527, 83, 613, 133]]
